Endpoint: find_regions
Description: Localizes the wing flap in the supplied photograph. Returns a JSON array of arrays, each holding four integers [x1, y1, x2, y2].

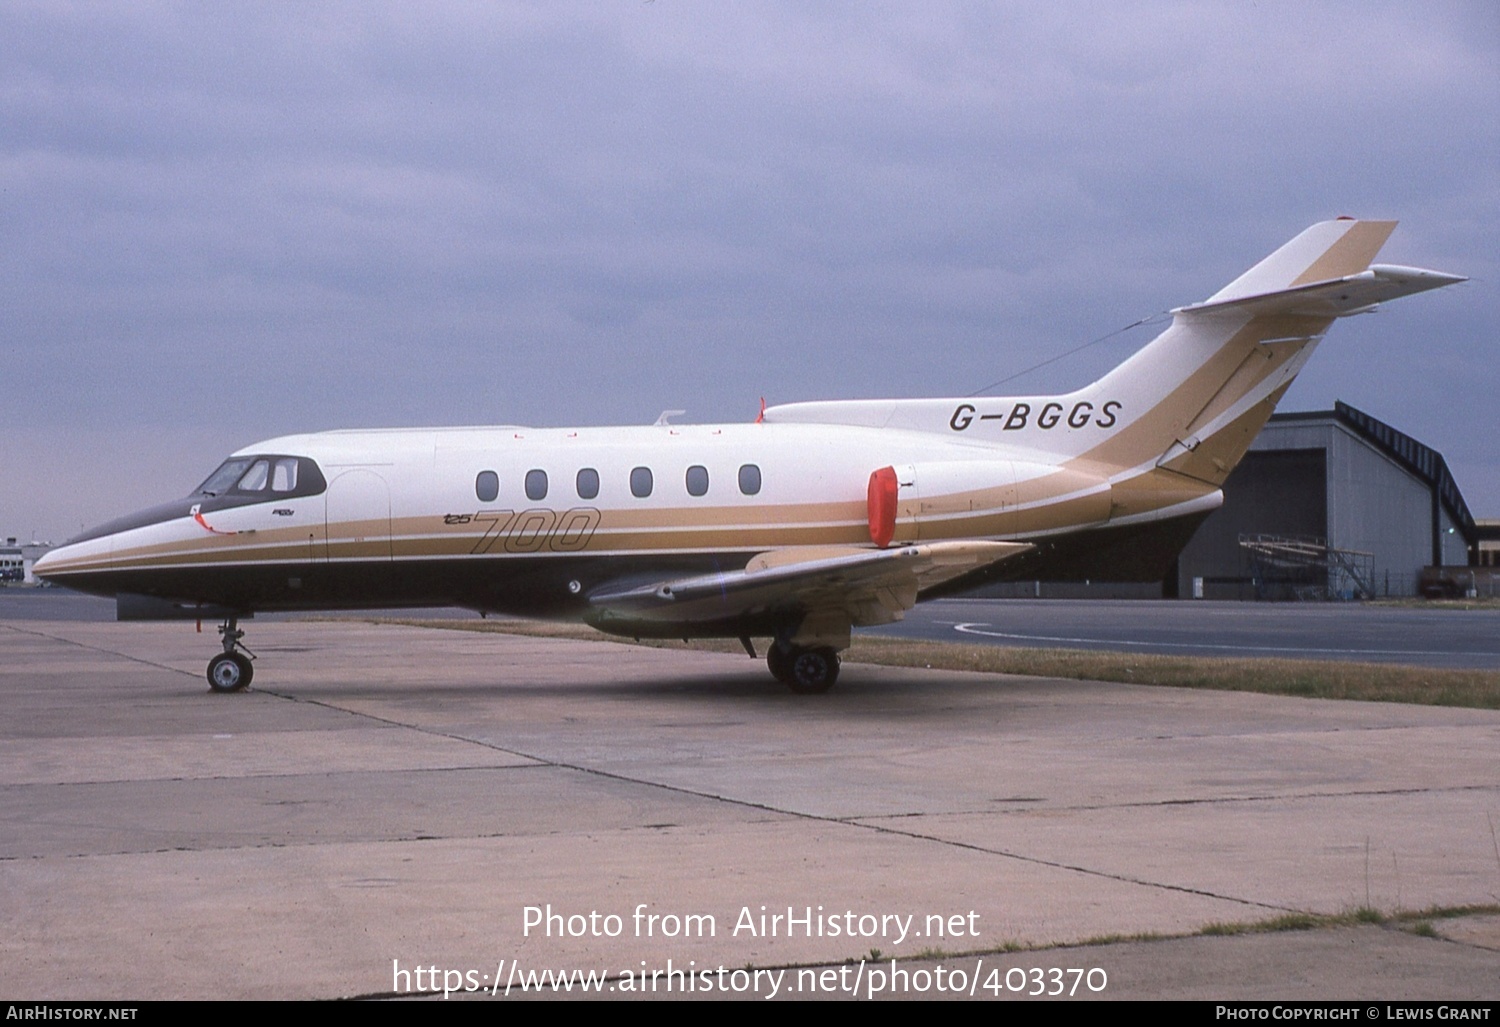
[[587, 540, 1030, 629]]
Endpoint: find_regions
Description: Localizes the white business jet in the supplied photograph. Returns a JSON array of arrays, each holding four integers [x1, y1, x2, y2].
[[34, 220, 1463, 693]]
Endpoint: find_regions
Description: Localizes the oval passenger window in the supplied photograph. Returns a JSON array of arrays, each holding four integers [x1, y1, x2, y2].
[[525, 469, 548, 502], [476, 471, 499, 503], [738, 464, 761, 496]]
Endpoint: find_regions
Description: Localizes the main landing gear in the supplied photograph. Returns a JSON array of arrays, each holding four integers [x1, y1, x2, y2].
[[766, 641, 841, 694], [206, 616, 255, 692]]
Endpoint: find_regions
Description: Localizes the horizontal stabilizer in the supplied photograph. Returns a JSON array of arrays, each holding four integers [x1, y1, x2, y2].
[[1176, 263, 1467, 320]]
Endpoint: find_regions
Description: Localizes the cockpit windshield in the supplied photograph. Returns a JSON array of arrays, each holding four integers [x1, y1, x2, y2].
[[62, 455, 326, 546], [196, 459, 254, 496], [195, 456, 325, 498]]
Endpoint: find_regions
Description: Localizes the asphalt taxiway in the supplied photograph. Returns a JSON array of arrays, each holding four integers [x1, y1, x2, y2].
[[876, 598, 1500, 670], [2, 612, 1498, 1001], [8, 589, 1500, 669]]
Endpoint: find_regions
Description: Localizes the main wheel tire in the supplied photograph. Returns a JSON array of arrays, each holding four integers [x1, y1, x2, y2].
[[787, 647, 840, 694], [766, 644, 794, 683], [207, 651, 253, 692]]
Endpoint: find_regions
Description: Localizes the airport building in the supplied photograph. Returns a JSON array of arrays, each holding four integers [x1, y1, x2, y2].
[[1170, 402, 1478, 600], [1476, 520, 1500, 569], [0, 538, 53, 585]]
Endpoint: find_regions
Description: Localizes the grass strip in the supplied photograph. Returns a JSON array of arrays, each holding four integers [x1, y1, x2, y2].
[[350, 616, 1500, 710], [1197, 903, 1500, 937]]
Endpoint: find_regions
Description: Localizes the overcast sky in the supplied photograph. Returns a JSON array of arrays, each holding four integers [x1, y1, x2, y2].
[[3, 1, 1496, 543]]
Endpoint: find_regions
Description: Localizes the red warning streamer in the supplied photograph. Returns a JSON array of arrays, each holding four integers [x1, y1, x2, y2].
[[190, 504, 238, 536]]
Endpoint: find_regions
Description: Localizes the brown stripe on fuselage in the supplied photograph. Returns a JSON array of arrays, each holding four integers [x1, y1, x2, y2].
[[1010, 486, 1114, 535], [1102, 467, 1220, 521], [81, 481, 1122, 573], [79, 541, 328, 572], [386, 499, 870, 553], [83, 522, 326, 566], [551, 523, 866, 552], [897, 465, 1112, 535], [628, 500, 860, 529], [60, 508, 879, 573]]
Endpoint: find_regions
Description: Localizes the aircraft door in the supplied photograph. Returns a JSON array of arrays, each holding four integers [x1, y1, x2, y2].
[[324, 467, 393, 596]]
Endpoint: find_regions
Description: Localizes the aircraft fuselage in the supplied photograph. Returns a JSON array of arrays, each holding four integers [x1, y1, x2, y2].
[[33, 219, 1465, 692]]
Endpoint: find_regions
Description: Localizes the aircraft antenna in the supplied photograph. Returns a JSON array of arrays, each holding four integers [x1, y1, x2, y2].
[[967, 312, 1168, 396]]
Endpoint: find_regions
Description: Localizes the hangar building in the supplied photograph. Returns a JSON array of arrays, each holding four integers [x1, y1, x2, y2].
[[1171, 401, 1476, 599]]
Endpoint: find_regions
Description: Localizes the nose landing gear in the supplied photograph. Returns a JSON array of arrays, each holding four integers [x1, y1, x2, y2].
[[206, 617, 255, 692]]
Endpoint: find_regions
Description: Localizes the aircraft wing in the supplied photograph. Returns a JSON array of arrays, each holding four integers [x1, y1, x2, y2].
[[586, 540, 1031, 634]]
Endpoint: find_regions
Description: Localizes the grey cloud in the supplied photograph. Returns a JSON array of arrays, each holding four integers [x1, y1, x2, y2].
[[1, 1, 1495, 539]]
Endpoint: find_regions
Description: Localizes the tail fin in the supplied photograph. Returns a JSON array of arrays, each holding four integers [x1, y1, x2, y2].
[[1204, 218, 1398, 304], [1082, 219, 1464, 489], [761, 220, 1463, 497]]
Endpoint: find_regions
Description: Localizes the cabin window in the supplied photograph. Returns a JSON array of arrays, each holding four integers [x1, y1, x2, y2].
[[475, 471, 499, 503], [525, 469, 548, 502], [576, 468, 600, 500], [738, 464, 762, 496], [630, 466, 653, 498], [685, 465, 709, 497], [236, 459, 271, 492]]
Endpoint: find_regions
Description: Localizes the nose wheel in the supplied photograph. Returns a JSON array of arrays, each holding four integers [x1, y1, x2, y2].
[[208, 651, 253, 691], [206, 617, 255, 692]]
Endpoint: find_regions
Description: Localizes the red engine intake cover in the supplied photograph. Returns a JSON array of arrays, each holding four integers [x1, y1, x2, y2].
[[867, 465, 898, 548]]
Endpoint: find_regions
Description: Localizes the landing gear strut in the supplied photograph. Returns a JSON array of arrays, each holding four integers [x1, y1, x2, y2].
[[766, 642, 840, 694], [206, 616, 255, 692]]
